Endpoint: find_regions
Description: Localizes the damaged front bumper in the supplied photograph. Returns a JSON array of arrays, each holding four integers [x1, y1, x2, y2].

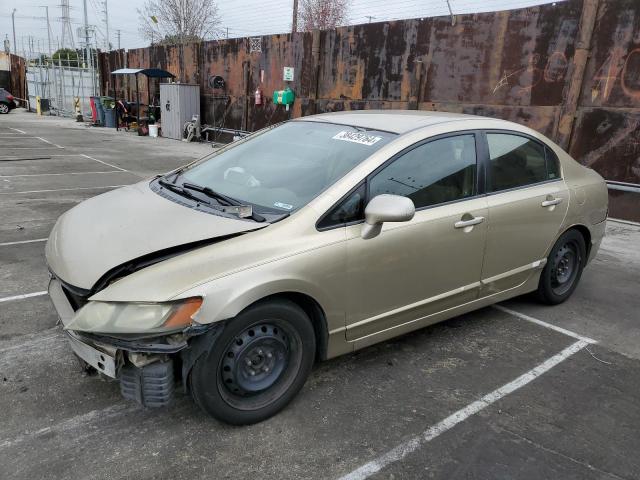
[[48, 276, 222, 408]]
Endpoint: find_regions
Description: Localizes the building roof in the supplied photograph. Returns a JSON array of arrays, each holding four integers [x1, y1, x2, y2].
[[300, 110, 495, 134]]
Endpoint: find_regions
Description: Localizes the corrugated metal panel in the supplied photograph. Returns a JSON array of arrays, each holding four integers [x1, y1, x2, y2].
[[160, 84, 200, 140], [96, 0, 640, 221]]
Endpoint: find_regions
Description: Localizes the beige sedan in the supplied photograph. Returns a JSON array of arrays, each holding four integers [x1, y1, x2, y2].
[[46, 111, 608, 424]]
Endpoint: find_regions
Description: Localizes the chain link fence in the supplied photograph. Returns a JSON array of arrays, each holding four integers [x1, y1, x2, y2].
[[26, 63, 98, 117]]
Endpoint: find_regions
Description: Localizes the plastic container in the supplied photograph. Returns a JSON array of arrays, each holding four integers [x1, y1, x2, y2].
[[104, 107, 117, 128], [94, 99, 105, 125], [98, 97, 115, 126], [148, 124, 159, 137], [89, 96, 99, 123]]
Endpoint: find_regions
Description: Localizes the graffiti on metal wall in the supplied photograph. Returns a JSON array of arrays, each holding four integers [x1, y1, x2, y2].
[[492, 51, 569, 95], [590, 47, 640, 102]]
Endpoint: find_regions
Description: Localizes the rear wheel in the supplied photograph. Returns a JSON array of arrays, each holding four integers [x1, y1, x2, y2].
[[537, 229, 586, 305], [190, 299, 315, 425], [0, 103, 10, 114]]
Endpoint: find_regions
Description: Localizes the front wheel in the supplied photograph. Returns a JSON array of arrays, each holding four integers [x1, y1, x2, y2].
[[0, 103, 10, 114], [189, 299, 316, 425], [537, 229, 586, 305]]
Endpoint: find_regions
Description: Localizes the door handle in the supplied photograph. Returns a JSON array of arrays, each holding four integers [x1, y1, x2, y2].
[[541, 197, 563, 207], [454, 216, 485, 229]]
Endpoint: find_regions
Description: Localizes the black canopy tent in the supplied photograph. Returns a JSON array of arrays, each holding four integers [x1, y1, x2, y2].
[[111, 68, 175, 131]]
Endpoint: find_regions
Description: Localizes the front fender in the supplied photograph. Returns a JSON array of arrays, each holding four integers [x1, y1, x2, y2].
[[175, 242, 348, 337]]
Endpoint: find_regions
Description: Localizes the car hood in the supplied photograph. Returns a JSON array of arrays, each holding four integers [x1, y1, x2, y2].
[[45, 180, 267, 289]]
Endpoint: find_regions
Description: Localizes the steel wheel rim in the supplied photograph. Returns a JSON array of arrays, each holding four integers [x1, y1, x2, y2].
[[551, 241, 580, 295], [217, 319, 302, 410]]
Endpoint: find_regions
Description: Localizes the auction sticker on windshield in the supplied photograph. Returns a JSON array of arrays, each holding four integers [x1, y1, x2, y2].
[[332, 131, 382, 146], [274, 202, 294, 210]]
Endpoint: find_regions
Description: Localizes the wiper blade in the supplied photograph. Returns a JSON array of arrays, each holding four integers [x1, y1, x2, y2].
[[182, 182, 265, 222], [182, 182, 238, 206], [158, 179, 210, 204]]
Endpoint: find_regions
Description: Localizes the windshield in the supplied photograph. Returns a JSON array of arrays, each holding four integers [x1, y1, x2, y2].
[[177, 121, 395, 214]]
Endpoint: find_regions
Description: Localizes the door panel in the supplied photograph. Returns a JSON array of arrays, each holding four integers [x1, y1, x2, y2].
[[481, 181, 569, 294], [481, 132, 570, 295], [345, 197, 488, 341]]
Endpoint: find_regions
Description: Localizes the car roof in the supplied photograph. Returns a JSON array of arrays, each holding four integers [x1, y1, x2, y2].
[[298, 110, 501, 134]]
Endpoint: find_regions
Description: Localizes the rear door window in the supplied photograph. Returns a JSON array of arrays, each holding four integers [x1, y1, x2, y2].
[[486, 133, 550, 192]]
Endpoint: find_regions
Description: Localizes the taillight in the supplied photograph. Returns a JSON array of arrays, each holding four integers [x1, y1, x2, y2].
[[7, 95, 13, 101]]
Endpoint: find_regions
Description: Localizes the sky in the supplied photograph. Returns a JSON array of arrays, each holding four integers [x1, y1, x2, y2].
[[1, 0, 561, 55]]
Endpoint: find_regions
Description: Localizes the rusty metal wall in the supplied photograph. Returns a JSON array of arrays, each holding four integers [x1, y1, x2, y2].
[[0, 53, 27, 102], [569, 0, 640, 220], [97, 0, 640, 221], [9, 54, 27, 102]]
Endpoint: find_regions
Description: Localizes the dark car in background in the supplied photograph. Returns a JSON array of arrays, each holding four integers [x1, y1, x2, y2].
[[0, 88, 16, 114]]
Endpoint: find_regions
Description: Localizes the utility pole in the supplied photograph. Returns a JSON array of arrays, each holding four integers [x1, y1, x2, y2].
[[103, 0, 110, 50], [365, 15, 375, 23], [43, 6, 56, 102], [82, 0, 95, 96], [60, 0, 75, 48], [445, 0, 456, 26], [226, 27, 229, 39], [116, 29, 121, 50], [292, 0, 298, 33], [44, 7, 53, 60], [11, 9, 17, 54]]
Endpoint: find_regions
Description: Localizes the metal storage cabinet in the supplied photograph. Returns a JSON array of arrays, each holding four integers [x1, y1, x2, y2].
[[159, 84, 200, 140]]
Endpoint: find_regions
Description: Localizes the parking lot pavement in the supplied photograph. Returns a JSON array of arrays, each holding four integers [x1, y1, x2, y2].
[[1, 111, 639, 479]]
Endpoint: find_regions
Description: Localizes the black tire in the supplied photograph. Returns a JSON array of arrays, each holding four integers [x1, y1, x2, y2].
[[537, 229, 586, 305], [189, 299, 316, 425], [0, 103, 10, 114]]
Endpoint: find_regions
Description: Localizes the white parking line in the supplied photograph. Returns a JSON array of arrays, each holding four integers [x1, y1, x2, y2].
[[0, 136, 51, 139], [0, 291, 48, 303], [0, 238, 47, 247], [0, 184, 127, 195], [0, 154, 82, 159], [81, 154, 127, 172], [0, 331, 60, 355], [9, 128, 26, 134], [0, 171, 121, 178], [339, 339, 591, 480], [1, 146, 65, 149], [0, 403, 138, 450], [0, 136, 64, 148], [34, 137, 64, 148], [493, 304, 596, 344]]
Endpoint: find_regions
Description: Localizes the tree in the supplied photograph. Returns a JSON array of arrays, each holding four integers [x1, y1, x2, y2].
[[137, 0, 222, 45], [52, 48, 80, 67], [298, 0, 350, 32]]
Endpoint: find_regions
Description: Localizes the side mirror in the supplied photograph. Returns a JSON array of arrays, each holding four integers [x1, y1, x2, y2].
[[361, 194, 415, 239]]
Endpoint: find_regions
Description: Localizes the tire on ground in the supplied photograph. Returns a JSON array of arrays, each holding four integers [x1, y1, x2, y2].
[[537, 228, 587, 305], [189, 298, 316, 425]]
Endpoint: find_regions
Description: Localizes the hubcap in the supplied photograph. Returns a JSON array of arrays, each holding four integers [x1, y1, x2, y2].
[[551, 241, 579, 295], [0, 104, 8, 114], [220, 323, 289, 397]]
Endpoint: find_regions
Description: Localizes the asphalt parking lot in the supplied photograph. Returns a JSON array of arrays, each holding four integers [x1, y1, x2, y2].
[[1, 110, 639, 480]]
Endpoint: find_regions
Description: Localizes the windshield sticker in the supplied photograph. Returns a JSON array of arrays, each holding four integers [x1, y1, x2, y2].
[[274, 202, 294, 210], [332, 131, 382, 146]]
